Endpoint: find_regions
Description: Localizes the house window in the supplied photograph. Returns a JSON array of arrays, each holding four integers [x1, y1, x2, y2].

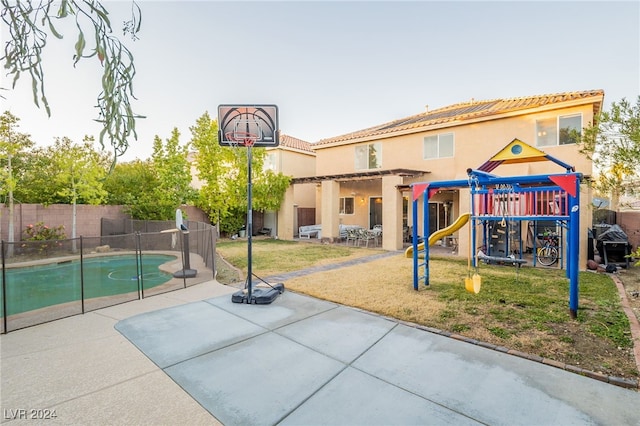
[[264, 152, 277, 171], [423, 133, 454, 159], [536, 114, 582, 147], [355, 142, 382, 170], [559, 114, 582, 145], [340, 197, 354, 215]]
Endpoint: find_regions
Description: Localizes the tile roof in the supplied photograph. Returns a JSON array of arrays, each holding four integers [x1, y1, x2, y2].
[[315, 90, 604, 146], [272, 134, 315, 154]]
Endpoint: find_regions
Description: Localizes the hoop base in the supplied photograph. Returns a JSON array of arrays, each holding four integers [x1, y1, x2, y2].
[[231, 283, 285, 304]]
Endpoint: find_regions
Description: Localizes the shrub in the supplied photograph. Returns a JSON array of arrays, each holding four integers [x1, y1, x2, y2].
[[22, 222, 66, 254], [23, 222, 66, 241]]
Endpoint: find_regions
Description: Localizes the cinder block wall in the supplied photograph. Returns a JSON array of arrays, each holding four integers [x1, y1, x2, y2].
[[0, 205, 210, 241], [618, 211, 640, 250]]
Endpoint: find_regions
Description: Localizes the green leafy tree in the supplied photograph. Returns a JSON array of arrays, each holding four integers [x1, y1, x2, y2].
[[102, 159, 158, 205], [13, 146, 60, 204], [189, 112, 230, 229], [50, 136, 109, 247], [189, 112, 291, 235], [0, 111, 34, 256], [130, 128, 195, 220], [1, 0, 143, 158], [580, 96, 640, 210]]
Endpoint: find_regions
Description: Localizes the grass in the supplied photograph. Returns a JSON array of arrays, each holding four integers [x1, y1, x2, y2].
[[216, 239, 638, 379], [216, 239, 381, 275]]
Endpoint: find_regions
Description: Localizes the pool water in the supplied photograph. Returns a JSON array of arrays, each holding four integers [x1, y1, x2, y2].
[[1, 254, 176, 316]]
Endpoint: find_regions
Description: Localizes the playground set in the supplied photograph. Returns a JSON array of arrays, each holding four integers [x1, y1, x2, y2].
[[409, 139, 583, 318]]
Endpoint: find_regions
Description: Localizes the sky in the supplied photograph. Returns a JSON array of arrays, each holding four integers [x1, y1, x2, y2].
[[2, 1, 639, 162]]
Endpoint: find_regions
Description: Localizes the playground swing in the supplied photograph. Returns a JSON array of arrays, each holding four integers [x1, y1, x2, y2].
[[464, 214, 482, 294], [472, 181, 528, 284], [464, 175, 482, 294]]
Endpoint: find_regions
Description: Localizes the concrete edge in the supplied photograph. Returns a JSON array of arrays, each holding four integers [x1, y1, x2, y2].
[[323, 293, 640, 391], [610, 273, 640, 375]]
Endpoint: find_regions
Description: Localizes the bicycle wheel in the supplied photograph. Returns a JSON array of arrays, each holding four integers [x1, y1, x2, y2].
[[537, 246, 558, 266]]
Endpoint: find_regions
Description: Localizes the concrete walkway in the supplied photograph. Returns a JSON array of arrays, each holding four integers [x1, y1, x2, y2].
[[1, 281, 234, 425], [2, 251, 639, 425]]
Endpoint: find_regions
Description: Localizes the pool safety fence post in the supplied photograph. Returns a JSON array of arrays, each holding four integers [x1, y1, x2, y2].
[[136, 232, 145, 299], [2, 240, 7, 334], [134, 232, 140, 299], [80, 236, 85, 314]]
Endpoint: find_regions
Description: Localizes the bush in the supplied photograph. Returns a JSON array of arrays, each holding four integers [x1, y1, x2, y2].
[[23, 222, 66, 241], [22, 222, 66, 254]]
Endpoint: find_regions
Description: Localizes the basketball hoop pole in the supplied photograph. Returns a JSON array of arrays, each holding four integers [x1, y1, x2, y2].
[[246, 140, 254, 302], [218, 105, 284, 305]]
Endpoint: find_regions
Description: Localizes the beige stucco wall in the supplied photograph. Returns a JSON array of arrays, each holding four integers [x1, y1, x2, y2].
[[315, 104, 594, 179], [274, 149, 315, 178], [312, 103, 596, 268], [294, 183, 316, 208]]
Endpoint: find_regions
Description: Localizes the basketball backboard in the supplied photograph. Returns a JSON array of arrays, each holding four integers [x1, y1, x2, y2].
[[218, 104, 279, 147]]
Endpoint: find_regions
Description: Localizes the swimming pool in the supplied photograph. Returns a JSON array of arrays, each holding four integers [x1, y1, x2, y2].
[[1, 254, 176, 316]]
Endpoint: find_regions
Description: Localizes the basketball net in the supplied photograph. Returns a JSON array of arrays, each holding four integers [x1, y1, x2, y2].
[[225, 131, 258, 148]]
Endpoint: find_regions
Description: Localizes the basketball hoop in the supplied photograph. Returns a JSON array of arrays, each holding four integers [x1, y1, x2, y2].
[[225, 131, 258, 147]]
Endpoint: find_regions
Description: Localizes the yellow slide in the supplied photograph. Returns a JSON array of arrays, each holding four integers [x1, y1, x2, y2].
[[405, 213, 471, 258]]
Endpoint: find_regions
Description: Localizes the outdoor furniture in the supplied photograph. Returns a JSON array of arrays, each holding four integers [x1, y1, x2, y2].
[[357, 228, 380, 248], [345, 228, 360, 246], [340, 225, 364, 244], [258, 227, 271, 236], [299, 225, 321, 239]]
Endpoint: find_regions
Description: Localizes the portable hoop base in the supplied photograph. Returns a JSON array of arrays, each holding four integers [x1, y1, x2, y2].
[[232, 283, 285, 304]]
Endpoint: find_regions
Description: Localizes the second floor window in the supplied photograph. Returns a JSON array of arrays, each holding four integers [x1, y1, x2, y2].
[[264, 152, 277, 171], [355, 142, 382, 170], [423, 133, 454, 159], [536, 113, 582, 147]]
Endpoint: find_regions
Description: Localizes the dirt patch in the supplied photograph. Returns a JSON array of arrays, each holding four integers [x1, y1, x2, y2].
[[617, 266, 640, 324], [215, 252, 243, 287]]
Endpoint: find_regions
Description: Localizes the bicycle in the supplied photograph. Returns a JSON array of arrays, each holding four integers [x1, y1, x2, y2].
[[537, 232, 559, 266]]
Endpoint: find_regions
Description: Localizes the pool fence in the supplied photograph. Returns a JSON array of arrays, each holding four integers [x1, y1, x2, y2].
[[1, 220, 217, 333]]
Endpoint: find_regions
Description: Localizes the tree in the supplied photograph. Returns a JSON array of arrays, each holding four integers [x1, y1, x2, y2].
[[189, 112, 230, 230], [1, 0, 143, 158], [0, 111, 34, 256], [579, 96, 640, 210], [14, 146, 61, 204], [102, 159, 158, 205], [128, 128, 196, 220], [50, 136, 109, 249], [189, 112, 292, 235]]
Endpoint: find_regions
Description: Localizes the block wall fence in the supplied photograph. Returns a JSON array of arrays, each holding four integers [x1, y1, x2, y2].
[[0, 204, 210, 241], [619, 211, 640, 250]]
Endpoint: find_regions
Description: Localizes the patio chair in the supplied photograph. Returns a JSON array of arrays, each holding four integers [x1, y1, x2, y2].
[[345, 228, 359, 246], [357, 229, 378, 248]]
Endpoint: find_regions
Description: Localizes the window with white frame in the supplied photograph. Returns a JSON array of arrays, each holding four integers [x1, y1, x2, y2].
[[536, 113, 582, 147], [264, 152, 277, 171], [355, 142, 382, 170], [423, 133, 454, 159], [340, 197, 355, 215]]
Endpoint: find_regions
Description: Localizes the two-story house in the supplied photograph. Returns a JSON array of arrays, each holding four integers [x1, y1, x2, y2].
[[280, 90, 603, 267]]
